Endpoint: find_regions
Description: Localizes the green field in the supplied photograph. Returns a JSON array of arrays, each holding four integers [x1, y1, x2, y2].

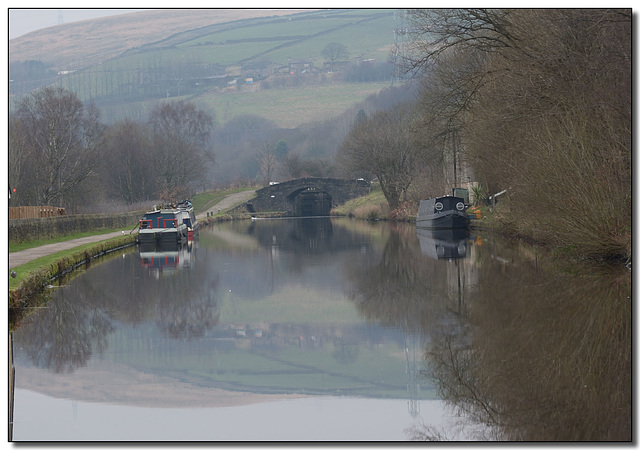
[[50, 9, 397, 126], [195, 81, 391, 128]]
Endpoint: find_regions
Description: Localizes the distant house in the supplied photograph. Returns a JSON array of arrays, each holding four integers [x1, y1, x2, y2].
[[288, 58, 315, 75], [241, 61, 277, 79]]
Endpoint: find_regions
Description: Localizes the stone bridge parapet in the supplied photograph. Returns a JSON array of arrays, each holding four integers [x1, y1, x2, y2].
[[239, 177, 371, 216]]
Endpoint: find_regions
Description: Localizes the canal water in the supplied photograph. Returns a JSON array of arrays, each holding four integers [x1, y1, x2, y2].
[[11, 218, 631, 441]]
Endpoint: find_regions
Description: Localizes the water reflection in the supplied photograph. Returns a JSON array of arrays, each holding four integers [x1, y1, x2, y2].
[[139, 240, 196, 274], [339, 225, 630, 441], [16, 286, 114, 374], [13, 220, 434, 409], [11, 219, 631, 441], [346, 224, 476, 331], [423, 240, 632, 441], [416, 228, 471, 260], [248, 217, 337, 254], [15, 239, 219, 376]]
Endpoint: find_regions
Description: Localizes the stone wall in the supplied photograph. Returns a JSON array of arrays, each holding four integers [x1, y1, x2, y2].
[[9, 211, 143, 244]]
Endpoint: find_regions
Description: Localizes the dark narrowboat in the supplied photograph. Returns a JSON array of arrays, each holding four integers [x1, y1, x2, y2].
[[416, 196, 470, 229]]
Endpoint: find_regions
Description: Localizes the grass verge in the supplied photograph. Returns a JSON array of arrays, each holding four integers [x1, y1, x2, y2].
[[9, 227, 132, 253], [9, 235, 136, 330], [330, 186, 389, 220]]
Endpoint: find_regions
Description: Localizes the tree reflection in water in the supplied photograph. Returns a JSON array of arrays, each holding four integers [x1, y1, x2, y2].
[[19, 283, 115, 374], [12, 221, 630, 441], [427, 242, 631, 441], [345, 224, 453, 333], [15, 242, 220, 373], [344, 225, 631, 441]]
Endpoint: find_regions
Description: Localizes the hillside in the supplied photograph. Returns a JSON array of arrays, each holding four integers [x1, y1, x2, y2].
[[9, 9, 312, 71], [9, 9, 399, 128], [9, 8, 405, 186]]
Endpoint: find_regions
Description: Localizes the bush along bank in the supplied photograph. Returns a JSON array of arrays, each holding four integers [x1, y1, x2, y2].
[[9, 235, 136, 330]]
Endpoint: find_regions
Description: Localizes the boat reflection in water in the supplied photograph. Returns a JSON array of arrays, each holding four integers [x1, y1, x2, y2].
[[417, 228, 472, 260], [139, 240, 196, 276]]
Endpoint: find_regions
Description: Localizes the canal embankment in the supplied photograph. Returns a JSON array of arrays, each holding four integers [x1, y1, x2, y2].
[[9, 211, 143, 245], [9, 234, 137, 329]]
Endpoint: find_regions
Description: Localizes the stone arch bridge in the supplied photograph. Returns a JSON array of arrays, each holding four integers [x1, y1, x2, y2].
[[239, 178, 371, 217]]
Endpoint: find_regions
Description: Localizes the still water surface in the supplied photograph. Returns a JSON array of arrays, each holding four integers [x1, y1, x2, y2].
[[12, 218, 631, 441]]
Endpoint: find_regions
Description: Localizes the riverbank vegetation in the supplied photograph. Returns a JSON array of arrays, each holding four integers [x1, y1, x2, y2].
[[330, 185, 389, 220], [338, 9, 631, 263]]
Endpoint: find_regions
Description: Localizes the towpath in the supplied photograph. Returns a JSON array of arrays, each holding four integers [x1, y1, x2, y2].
[[196, 190, 255, 219], [9, 190, 255, 269]]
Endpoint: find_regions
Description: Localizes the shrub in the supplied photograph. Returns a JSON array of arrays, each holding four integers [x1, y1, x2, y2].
[[389, 202, 417, 221], [352, 203, 388, 220]]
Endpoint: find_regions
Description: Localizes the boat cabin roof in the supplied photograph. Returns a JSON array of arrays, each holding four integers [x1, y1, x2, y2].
[[420, 196, 465, 207], [419, 196, 467, 216], [144, 208, 179, 216]]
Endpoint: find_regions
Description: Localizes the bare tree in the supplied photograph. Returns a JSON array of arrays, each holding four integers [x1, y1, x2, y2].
[[401, 8, 631, 260], [12, 86, 102, 208], [101, 119, 157, 204], [338, 102, 431, 210], [148, 100, 216, 202], [256, 140, 278, 186], [417, 47, 483, 191], [322, 42, 350, 71], [398, 9, 517, 76], [8, 114, 32, 205], [280, 151, 304, 179]]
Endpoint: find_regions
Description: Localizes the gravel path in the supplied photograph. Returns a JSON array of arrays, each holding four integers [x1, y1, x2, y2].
[[9, 231, 130, 269], [9, 190, 256, 269]]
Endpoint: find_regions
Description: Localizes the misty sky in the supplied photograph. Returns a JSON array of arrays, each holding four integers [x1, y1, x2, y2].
[[9, 9, 149, 40]]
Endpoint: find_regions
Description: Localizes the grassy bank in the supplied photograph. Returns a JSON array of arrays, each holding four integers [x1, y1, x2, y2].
[[330, 186, 390, 220], [9, 235, 136, 330], [8, 227, 131, 253]]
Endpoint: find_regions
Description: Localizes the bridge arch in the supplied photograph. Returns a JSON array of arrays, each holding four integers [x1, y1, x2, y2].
[[237, 177, 371, 217], [287, 187, 332, 216]]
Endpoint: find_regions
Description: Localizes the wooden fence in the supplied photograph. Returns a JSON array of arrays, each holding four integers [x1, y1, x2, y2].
[[9, 206, 66, 220]]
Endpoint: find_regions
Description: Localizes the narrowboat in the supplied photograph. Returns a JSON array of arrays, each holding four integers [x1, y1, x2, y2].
[[416, 196, 470, 229], [138, 208, 188, 244], [176, 200, 199, 240]]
